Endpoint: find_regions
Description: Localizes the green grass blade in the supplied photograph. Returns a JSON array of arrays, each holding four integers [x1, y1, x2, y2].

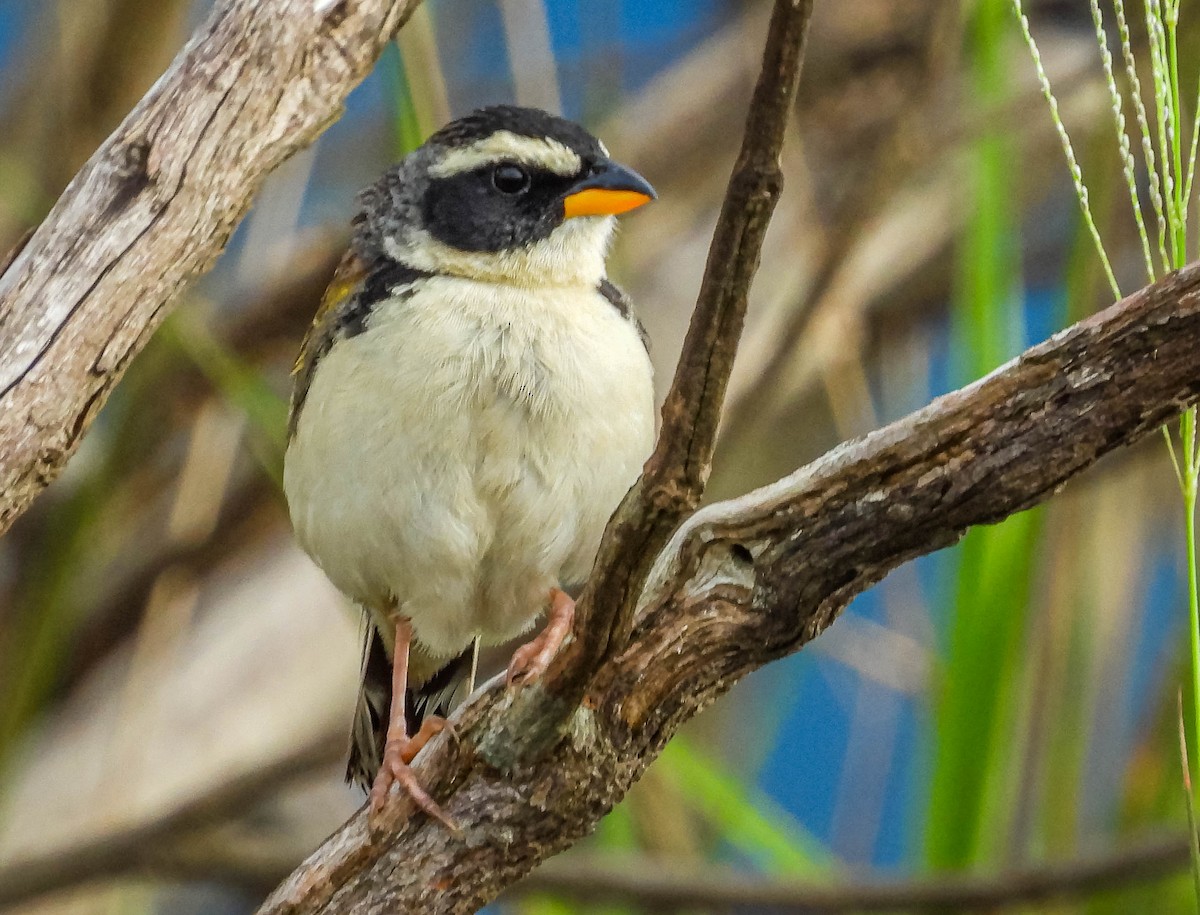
[[1090, 0, 1156, 282], [1011, 0, 1120, 298], [928, 0, 1043, 870], [657, 738, 831, 876], [926, 511, 1042, 868], [381, 41, 425, 158], [1178, 690, 1200, 908]]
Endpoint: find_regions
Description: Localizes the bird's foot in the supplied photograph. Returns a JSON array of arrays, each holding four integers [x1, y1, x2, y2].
[[507, 588, 575, 687], [401, 715, 457, 762], [368, 716, 457, 832]]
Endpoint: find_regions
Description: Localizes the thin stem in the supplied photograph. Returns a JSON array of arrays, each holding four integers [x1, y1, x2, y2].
[[1182, 411, 1200, 755], [1183, 67, 1200, 217], [1147, 0, 1178, 260], [1168, 7, 1188, 267], [1011, 0, 1121, 298], [1116, 0, 1168, 273], [1091, 0, 1155, 282], [1165, 425, 1187, 490], [1181, 688, 1200, 906]]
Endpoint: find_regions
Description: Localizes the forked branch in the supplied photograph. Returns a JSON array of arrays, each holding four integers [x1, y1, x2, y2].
[[255, 259, 1200, 915], [254, 2, 1200, 912], [567, 0, 817, 678]]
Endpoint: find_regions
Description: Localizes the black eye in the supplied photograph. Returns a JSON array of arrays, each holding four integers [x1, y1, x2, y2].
[[492, 164, 530, 195]]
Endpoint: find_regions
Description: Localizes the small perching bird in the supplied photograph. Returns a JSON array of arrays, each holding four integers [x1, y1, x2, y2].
[[283, 106, 656, 826]]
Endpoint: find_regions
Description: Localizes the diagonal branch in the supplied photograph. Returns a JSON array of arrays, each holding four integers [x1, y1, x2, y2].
[[565, 0, 816, 679], [253, 247, 1200, 915], [0, 0, 421, 536]]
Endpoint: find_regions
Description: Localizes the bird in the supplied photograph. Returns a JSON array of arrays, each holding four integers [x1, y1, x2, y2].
[[283, 105, 657, 827]]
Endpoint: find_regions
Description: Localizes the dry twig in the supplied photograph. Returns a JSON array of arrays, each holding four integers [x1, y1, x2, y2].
[[565, 0, 817, 693], [0, 734, 343, 910], [517, 832, 1190, 912]]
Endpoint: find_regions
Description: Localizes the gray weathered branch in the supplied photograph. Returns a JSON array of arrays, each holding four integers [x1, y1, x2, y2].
[[0, 0, 420, 535]]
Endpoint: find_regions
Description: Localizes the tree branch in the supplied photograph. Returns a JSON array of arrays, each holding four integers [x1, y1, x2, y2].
[[252, 193, 1200, 915], [0, 0, 419, 536], [565, 0, 817, 682], [516, 832, 1190, 912], [239, 0, 1200, 907]]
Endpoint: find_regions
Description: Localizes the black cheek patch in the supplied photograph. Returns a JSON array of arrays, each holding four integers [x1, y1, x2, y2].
[[423, 169, 575, 253]]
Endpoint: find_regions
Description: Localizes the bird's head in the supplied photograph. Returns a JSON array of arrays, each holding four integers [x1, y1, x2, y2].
[[355, 106, 656, 287]]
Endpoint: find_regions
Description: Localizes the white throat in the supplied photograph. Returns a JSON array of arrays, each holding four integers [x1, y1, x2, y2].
[[385, 215, 615, 287]]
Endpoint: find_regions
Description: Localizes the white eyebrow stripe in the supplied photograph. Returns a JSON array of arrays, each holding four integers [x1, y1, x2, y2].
[[429, 131, 583, 178]]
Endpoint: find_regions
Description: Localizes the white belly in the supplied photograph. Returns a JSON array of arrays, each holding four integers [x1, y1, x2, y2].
[[283, 276, 654, 658]]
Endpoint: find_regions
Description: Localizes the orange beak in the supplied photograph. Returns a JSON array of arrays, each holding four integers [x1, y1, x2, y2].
[[562, 160, 656, 219]]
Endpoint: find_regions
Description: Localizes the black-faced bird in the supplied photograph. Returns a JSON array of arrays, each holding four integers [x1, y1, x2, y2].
[[284, 106, 657, 826]]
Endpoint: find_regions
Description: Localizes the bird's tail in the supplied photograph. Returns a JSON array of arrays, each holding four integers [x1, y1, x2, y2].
[[345, 622, 478, 792]]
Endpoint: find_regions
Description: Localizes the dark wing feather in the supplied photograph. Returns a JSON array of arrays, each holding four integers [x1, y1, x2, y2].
[[597, 278, 649, 352], [288, 252, 432, 439], [346, 622, 391, 790], [288, 250, 369, 439]]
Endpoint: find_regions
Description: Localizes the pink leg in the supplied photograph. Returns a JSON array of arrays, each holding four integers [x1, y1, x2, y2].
[[368, 617, 456, 831], [506, 587, 575, 687]]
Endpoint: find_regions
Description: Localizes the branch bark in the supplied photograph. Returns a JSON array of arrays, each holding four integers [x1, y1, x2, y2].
[[0, 0, 419, 535], [253, 258, 1200, 914], [242, 0, 1200, 909]]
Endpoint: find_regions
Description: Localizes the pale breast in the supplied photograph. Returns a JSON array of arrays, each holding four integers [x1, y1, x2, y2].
[[283, 276, 654, 656]]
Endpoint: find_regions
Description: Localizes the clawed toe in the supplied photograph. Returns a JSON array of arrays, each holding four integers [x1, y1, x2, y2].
[[369, 752, 457, 832], [506, 587, 576, 689], [506, 642, 549, 687], [368, 738, 458, 833], [399, 715, 453, 763]]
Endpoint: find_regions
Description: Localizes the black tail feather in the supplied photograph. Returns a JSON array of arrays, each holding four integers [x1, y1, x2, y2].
[[345, 625, 477, 792]]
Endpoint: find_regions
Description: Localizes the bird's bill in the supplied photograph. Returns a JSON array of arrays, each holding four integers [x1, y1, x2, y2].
[[562, 161, 656, 219]]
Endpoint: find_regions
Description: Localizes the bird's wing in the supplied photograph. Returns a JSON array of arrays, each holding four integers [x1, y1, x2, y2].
[[287, 251, 431, 439], [288, 249, 369, 439], [346, 620, 390, 791], [598, 277, 650, 353]]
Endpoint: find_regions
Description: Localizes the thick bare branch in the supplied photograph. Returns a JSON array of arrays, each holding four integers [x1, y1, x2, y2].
[[253, 268, 1200, 914], [0, 0, 419, 535]]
